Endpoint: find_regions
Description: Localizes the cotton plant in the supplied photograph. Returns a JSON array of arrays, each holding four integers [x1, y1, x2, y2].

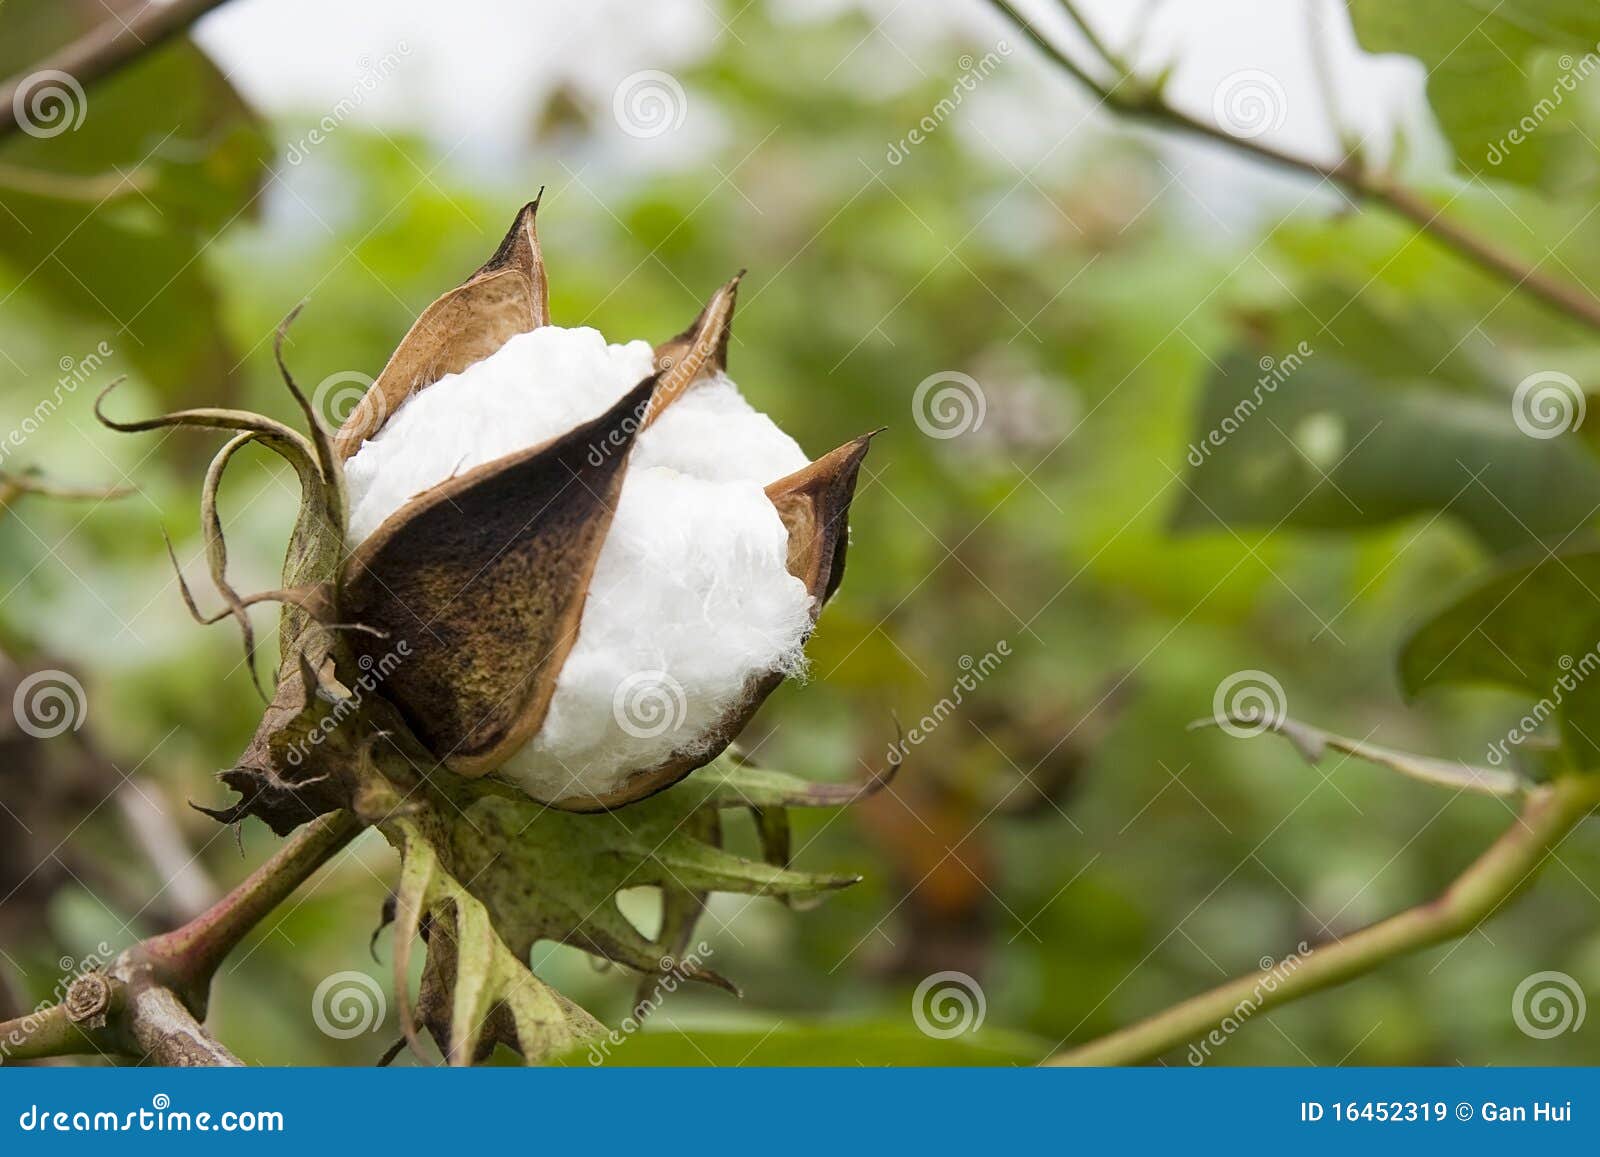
[[92, 199, 888, 1065]]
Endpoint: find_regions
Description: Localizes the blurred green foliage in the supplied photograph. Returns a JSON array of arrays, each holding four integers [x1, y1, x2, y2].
[[3, 1, 1600, 1067]]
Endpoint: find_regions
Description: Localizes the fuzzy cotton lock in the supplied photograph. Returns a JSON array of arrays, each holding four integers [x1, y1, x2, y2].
[[332, 199, 874, 811]]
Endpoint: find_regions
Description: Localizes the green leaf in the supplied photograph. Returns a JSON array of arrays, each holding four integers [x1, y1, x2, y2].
[[388, 815, 606, 1066], [1348, 0, 1600, 189], [0, 0, 271, 398], [1400, 547, 1600, 766], [1175, 350, 1600, 552], [557, 1021, 1048, 1066], [445, 759, 861, 980]]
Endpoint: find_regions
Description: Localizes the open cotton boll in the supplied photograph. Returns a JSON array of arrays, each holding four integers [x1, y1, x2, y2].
[[343, 324, 815, 803], [343, 326, 658, 544]]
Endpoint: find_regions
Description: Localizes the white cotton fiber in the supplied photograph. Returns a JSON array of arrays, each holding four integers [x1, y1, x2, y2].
[[343, 324, 814, 804]]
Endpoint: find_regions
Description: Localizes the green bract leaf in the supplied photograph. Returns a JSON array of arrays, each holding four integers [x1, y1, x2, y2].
[[389, 815, 605, 1066]]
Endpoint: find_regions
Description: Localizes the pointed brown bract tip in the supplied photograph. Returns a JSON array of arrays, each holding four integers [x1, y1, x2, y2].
[[475, 198, 548, 297], [646, 273, 744, 426], [766, 430, 877, 608], [333, 196, 554, 461]]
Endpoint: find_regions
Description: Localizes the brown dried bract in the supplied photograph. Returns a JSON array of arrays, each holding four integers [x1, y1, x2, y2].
[[333, 197, 551, 460], [338, 376, 658, 778]]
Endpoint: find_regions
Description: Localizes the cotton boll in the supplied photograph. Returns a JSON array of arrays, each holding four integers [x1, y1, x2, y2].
[[343, 326, 656, 543], [501, 465, 812, 803], [634, 374, 808, 486], [342, 324, 815, 803]]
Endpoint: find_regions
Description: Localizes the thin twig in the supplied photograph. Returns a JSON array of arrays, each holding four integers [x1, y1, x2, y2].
[[987, 0, 1600, 331], [1047, 774, 1600, 1065], [0, 0, 237, 142]]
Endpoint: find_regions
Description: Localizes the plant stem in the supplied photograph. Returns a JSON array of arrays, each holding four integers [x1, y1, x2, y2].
[[986, 0, 1600, 332], [0, 1002, 112, 1064], [134, 809, 363, 1009], [121, 985, 242, 1067], [1048, 774, 1600, 1065], [0, 810, 362, 1065], [0, 0, 237, 142]]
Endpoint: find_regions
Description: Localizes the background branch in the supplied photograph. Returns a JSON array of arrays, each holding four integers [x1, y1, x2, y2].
[[0, 0, 237, 142], [987, 0, 1600, 331], [1048, 774, 1600, 1065]]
